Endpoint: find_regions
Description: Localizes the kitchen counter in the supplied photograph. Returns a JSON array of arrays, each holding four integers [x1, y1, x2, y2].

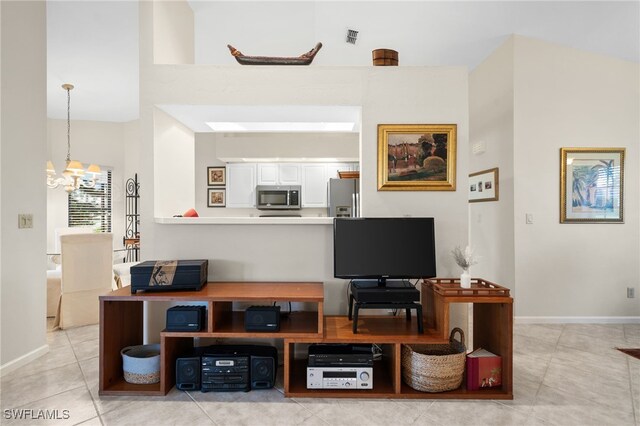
[[155, 216, 334, 225]]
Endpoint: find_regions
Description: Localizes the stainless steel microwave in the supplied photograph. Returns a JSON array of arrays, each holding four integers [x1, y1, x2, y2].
[[256, 185, 301, 210]]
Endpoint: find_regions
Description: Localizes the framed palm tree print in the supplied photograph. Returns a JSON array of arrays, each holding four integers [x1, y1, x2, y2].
[[560, 148, 625, 223]]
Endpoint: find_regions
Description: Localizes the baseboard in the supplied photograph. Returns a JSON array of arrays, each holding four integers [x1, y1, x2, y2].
[[515, 316, 640, 324], [0, 344, 49, 377]]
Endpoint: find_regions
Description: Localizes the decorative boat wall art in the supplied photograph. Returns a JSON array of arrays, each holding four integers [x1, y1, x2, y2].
[[227, 42, 323, 65]]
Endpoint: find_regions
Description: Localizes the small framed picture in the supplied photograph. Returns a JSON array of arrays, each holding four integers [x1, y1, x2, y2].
[[207, 188, 226, 207], [469, 167, 499, 202], [207, 166, 226, 186]]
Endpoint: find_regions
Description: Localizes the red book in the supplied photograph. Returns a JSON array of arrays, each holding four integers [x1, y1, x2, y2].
[[466, 348, 502, 391]]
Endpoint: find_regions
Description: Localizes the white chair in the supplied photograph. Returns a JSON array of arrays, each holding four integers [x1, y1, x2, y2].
[[113, 261, 140, 289], [47, 227, 95, 317], [55, 233, 114, 329]]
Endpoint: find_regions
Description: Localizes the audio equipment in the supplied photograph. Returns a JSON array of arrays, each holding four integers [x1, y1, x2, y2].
[[176, 357, 201, 391], [194, 344, 278, 392], [306, 366, 373, 389], [201, 355, 250, 392], [166, 305, 206, 332], [308, 344, 373, 367], [244, 306, 280, 332]]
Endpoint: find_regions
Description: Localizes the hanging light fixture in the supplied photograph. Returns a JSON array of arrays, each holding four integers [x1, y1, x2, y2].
[[46, 83, 101, 193]]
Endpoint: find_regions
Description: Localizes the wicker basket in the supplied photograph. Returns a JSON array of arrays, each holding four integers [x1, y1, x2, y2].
[[401, 328, 466, 392]]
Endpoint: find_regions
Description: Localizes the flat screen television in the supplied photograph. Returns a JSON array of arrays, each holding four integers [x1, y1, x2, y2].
[[333, 217, 436, 285]]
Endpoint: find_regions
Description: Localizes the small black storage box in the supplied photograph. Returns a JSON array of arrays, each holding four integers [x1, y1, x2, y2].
[[131, 260, 208, 294]]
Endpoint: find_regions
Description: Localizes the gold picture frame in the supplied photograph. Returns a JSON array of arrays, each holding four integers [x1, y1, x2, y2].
[[469, 167, 499, 203], [560, 147, 625, 223], [377, 124, 457, 191]]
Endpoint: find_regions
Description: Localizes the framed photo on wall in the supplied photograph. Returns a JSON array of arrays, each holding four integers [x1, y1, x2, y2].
[[560, 148, 625, 223], [469, 167, 499, 202], [377, 124, 457, 191], [207, 166, 226, 186], [207, 188, 226, 208]]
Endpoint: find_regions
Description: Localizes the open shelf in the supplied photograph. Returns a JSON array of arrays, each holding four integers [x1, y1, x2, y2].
[[318, 315, 446, 344], [161, 311, 321, 338], [400, 382, 512, 400], [100, 377, 164, 396], [286, 359, 395, 398]]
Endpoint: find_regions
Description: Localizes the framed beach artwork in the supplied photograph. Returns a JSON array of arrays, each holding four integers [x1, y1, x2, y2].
[[560, 148, 625, 223], [377, 124, 457, 191], [469, 167, 499, 203]]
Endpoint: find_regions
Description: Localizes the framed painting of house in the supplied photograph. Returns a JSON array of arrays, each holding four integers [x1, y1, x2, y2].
[[377, 124, 456, 191], [560, 148, 625, 223]]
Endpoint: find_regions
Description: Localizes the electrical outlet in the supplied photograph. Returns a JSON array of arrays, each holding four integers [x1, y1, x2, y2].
[[18, 214, 33, 229], [628, 287, 635, 298]]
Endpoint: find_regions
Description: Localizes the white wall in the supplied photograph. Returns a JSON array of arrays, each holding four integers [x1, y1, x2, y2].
[[1, 0, 48, 373], [153, 108, 195, 218], [142, 1, 470, 334], [46, 119, 126, 252], [214, 132, 359, 162], [469, 37, 516, 292], [512, 36, 639, 318], [153, 0, 194, 64]]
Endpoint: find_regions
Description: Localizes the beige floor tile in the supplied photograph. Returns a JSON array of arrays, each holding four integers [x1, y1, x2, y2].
[[563, 323, 625, 341], [392, 398, 435, 417], [72, 338, 99, 362], [417, 400, 531, 426], [74, 416, 102, 426], [552, 344, 629, 377], [77, 357, 138, 415], [513, 352, 552, 385], [299, 415, 330, 425], [514, 324, 564, 345], [3, 386, 97, 426], [294, 398, 420, 425], [532, 384, 635, 426], [100, 389, 211, 426], [0, 363, 86, 409], [1, 344, 77, 382], [514, 334, 558, 357], [557, 331, 629, 360], [47, 329, 71, 349], [65, 325, 100, 346], [542, 360, 633, 413], [623, 325, 640, 344]]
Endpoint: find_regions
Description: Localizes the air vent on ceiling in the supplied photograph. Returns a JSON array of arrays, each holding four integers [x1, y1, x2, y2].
[[346, 29, 358, 44]]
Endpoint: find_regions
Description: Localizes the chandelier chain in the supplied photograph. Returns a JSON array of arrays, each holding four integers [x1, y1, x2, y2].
[[66, 86, 71, 162]]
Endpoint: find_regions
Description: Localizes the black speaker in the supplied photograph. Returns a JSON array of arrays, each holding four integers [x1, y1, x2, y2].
[[176, 357, 201, 391], [167, 305, 206, 332], [245, 305, 280, 332], [251, 355, 276, 389]]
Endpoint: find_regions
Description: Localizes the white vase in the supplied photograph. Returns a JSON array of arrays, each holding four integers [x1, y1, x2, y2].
[[460, 270, 471, 288]]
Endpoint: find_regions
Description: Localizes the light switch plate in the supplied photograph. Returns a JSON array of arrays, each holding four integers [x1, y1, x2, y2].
[[526, 214, 534, 224], [18, 214, 33, 229]]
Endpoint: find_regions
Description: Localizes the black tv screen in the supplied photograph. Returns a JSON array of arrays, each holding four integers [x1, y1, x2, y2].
[[333, 218, 436, 280]]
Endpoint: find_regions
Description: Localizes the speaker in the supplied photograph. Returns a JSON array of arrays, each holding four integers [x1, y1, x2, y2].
[[251, 355, 277, 389], [245, 305, 280, 332], [167, 305, 206, 332], [176, 357, 201, 391]]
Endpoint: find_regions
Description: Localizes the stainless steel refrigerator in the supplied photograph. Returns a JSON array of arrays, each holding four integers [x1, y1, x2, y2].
[[328, 178, 359, 217]]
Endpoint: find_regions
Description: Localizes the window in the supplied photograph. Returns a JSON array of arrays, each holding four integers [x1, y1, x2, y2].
[[68, 169, 112, 232]]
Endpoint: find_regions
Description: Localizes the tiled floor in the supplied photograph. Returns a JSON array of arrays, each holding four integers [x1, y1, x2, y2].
[[0, 323, 638, 425]]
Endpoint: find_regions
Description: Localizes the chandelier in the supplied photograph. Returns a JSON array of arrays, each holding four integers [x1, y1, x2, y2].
[[46, 84, 101, 193]]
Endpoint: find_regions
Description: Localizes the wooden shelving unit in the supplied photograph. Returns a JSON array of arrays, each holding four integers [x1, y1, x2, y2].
[[99, 282, 323, 396], [99, 278, 513, 400]]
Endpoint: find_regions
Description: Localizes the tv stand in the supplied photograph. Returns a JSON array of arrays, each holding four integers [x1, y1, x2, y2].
[[348, 280, 423, 334]]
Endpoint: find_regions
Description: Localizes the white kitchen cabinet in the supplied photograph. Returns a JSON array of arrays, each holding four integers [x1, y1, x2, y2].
[[226, 163, 257, 208], [301, 164, 328, 207], [257, 163, 301, 185]]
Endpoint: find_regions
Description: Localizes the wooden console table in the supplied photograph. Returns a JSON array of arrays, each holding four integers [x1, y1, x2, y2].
[[99, 278, 513, 399]]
